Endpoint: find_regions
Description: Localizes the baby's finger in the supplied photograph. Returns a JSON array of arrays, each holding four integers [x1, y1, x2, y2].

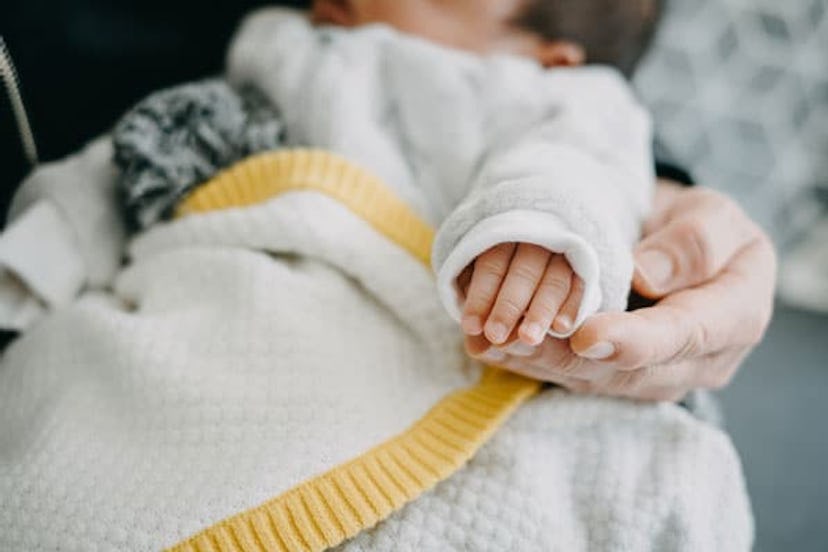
[[484, 244, 551, 345], [462, 243, 516, 336], [518, 254, 573, 345], [456, 264, 474, 300], [552, 276, 584, 335]]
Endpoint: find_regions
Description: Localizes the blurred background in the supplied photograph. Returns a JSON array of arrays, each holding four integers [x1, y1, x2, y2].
[[1, 0, 827, 549]]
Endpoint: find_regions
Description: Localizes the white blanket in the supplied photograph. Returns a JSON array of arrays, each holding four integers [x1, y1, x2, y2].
[[0, 165, 752, 550], [0, 9, 751, 550]]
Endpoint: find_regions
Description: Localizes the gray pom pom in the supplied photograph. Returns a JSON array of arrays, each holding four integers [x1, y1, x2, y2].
[[113, 79, 285, 229]]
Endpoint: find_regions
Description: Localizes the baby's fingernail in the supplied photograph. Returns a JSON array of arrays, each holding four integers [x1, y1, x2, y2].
[[552, 315, 573, 334], [485, 321, 509, 344], [578, 341, 616, 360], [505, 342, 536, 357], [461, 315, 483, 335], [480, 348, 508, 363], [520, 322, 545, 345], [636, 249, 674, 289]]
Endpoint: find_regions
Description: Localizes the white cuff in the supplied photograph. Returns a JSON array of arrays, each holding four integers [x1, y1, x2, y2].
[[435, 210, 602, 338], [0, 201, 85, 321]]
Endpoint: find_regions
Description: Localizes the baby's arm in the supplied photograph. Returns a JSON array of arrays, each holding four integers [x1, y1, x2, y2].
[[433, 67, 654, 344]]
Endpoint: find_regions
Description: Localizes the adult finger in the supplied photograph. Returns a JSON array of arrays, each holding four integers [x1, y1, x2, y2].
[[634, 188, 761, 298], [506, 331, 613, 382], [572, 234, 776, 369], [465, 328, 609, 384]]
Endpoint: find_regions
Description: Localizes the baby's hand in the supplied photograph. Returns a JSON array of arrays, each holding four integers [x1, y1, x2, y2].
[[459, 243, 584, 347]]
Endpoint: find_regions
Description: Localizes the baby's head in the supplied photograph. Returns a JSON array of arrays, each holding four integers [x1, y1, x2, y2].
[[311, 0, 662, 76]]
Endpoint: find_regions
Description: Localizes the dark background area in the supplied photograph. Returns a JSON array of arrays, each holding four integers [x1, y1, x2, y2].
[[1, 0, 308, 215]]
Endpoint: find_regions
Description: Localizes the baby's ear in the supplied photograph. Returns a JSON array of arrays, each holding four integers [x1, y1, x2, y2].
[[536, 40, 586, 68]]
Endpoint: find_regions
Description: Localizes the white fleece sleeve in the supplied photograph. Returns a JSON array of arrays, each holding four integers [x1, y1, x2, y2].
[[432, 67, 655, 336], [0, 136, 126, 330]]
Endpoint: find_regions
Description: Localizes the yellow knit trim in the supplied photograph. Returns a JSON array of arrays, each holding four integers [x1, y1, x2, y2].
[[168, 370, 538, 552], [168, 150, 542, 552], [175, 149, 434, 266]]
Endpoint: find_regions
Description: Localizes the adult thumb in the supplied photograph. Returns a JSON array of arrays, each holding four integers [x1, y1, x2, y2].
[[632, 204, 756, 298]]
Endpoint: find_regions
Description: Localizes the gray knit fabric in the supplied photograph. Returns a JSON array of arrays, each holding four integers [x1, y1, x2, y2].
[[113, 79, 285, 229]]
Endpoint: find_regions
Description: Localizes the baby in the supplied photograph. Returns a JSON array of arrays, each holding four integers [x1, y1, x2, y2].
[[106, 0, 659, 352], [0, 2, 752, 551], [311, 0, 658, 350]]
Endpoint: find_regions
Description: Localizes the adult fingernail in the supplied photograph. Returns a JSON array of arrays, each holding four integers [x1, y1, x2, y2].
[[552, 315, 573, 334], [636, 249, 674, 289], [485, 321, 509, 344], [520, 322, 545, 345], [505, 342, 536, 357], [578, 341, 616, 360], [480, 348, 508, 363], [461, 315, 483, 335]]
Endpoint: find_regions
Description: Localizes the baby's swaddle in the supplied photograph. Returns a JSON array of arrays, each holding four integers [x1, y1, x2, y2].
[[0, 9, 752, 551]]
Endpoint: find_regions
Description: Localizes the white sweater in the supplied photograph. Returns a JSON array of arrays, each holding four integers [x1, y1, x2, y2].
[[0, 8, 653, 336]]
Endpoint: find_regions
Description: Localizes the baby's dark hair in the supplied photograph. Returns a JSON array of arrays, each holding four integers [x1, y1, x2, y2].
[[516, 0, 663, 77]]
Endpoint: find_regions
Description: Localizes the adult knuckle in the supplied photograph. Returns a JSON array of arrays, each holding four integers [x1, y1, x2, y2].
[[556, 355, 587, 376], [691, 318, 710, 354], [694, 187, 729, 209], [676, 218, 717, 277], [630, 367, 656, 388], [619, 349, 647, 372], [679, 319, 709, 359], [610, 314, 649, 368], [605, 370, 642, 393], [722, 197, 746, 225], [704, 189, 740, 216]]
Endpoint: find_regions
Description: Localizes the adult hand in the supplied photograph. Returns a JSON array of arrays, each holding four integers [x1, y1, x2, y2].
[[465, 180, 777, 401]]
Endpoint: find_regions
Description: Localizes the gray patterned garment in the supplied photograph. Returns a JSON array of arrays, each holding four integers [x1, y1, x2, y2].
[[113, 79, 285, 230]]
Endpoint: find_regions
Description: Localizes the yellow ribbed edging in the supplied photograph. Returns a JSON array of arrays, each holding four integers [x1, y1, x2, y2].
[[175, 149, 434, 267], [167, 150, 542, 552], [168, 369, 538, 552]]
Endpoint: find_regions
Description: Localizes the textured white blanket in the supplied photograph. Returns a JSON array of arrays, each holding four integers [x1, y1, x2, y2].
[[0, 168, 752, 550], [0, 186, 472, 550], [0, 9, 752, 550]]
